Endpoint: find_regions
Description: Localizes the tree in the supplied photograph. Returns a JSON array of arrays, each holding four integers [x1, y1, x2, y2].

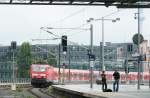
[[32, 57, 48, 64], [47, 49, 57, 67], [16, 42, 32, 78]]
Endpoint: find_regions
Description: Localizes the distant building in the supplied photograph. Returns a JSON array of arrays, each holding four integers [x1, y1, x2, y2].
[[0, 41, 149, 80], [139, 40, 150, 72]]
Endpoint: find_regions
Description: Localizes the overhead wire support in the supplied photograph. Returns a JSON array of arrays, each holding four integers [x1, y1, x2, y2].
[[47, 27, 89, 31], [40, 27, 60, 38], [32, 38, 60, 41], [40, 26, 90, 50]]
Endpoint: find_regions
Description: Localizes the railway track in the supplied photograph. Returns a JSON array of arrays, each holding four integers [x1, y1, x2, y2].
[[28, 87, 56, 98]]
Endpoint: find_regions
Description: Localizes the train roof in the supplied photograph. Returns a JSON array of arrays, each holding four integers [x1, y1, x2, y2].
[[31, 64, 50, 67]]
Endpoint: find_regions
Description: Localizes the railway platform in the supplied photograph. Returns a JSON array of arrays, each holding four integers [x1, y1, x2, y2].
[[52, 83, 150, 98]]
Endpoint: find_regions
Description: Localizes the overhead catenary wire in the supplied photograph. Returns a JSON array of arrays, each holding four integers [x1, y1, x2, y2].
[[34, 7, 88, 45], [44, 7, 88, 28], [41, 7, 88, 37], [51, 9, 122, 37], [41, 7, 123, 42], [37, 8, 126, 48], [40, 27, 89, 50]]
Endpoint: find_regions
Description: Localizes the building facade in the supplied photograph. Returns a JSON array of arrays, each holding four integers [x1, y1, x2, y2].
[[0, 42, 147, 80]]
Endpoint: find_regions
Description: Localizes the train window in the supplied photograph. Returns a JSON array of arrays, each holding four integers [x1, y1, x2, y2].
[[79, 73, 83, 79], [32, 65, 46, 72]]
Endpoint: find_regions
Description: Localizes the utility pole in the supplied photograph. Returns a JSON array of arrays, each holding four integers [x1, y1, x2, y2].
[[88, 17, 119, 72], [137, 7, 140, 90], [12, 49, 15, 84], [90, 24, 93, 88], [58, 44, 61, 84], [125, 45, 129, 84], [102, 17, 105, 71], [87, 17, 119, 88], [11, 41, 16, 90], [68, 46, 71, 82]]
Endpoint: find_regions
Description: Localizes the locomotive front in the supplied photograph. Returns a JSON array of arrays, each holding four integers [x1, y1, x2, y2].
[[30, 64, 50, 87]]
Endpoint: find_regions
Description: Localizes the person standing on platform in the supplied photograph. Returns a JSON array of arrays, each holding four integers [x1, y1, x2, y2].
[[113, 70, 120, 92], [101, 71, 107, 92]]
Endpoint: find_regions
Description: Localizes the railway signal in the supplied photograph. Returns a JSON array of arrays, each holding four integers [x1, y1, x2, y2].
[[11, 41, 17, 50], [127, 44, 133, 52], [61, 35, 67, 52]]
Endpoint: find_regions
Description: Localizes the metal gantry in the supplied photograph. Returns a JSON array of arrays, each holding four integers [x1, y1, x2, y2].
[[0, 0, 149, 8]]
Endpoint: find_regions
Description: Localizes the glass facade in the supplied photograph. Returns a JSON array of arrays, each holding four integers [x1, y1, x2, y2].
[[0, 43, 136, 80]]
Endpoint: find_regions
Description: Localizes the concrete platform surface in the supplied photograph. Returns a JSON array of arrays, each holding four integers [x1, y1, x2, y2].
[[53, 84, 150, 98]]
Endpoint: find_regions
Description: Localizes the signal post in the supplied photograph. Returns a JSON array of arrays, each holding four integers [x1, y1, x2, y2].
[[61, 35, 67, 85]]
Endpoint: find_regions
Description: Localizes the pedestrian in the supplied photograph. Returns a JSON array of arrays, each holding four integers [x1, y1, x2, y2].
[[113, 70, 120, 92], [101, 71, 107, 92]]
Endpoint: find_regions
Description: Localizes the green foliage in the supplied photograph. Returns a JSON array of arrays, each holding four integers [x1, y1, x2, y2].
[[16, 85, 23, 92], [59, 95, 66, 98], [26, 96, 32, 98], [16, 42, 32, 78], [48, 86, 54, 94], [47, 49, 57, 67]]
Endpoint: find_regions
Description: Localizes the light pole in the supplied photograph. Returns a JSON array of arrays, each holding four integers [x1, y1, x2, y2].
[[101, 17, 120, 71], [87, 17, 120, 72], [58, 43, 61, 84], [87, 18, 94, 88], [68, 46, 71, 82], [11, 41, 17, 90], [137, 8, 141, 90], [134, 7, 141, 90]]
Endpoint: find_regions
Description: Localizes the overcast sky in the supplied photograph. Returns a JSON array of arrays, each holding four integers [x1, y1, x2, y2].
[[0, 5, 150, 46]]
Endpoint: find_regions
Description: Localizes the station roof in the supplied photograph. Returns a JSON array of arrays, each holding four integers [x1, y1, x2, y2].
[[0, 0, 150, 8]]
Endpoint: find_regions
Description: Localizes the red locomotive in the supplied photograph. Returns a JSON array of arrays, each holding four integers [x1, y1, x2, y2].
[[30, 64, 58, 87]]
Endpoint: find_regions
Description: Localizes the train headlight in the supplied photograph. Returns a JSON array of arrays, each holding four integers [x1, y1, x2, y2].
[[32, 73, 38, 76], [40, 74, 46, 77], [32, 73, 46, 78]]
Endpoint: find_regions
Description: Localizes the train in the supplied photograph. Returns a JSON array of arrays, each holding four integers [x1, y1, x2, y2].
[[30, 64, 150, 87], [30, 64, 58, 87]]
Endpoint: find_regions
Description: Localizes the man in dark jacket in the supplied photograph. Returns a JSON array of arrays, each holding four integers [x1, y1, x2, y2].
[[101, 71, 107, 92], [113, 70, 120, 92]]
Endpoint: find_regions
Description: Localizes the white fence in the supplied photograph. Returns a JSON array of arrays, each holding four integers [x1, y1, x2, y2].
[[0, 78, 31, 87]]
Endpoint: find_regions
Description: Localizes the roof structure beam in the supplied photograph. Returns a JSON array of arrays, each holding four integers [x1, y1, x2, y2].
[[117, 4, 150, 8], [104, 0, 116, 7], [30, 0, 33, 4], [10, 0, 13, 3], [0, 0, 149, 8]]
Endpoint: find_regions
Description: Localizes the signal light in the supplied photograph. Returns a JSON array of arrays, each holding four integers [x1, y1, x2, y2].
[[11, 41, 17, 50], [61, 35, 67, 52], [125, 66, 129, 73], [127, 44, 133, 52]]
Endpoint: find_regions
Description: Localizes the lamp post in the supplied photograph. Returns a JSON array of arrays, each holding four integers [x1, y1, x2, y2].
[[101, 17, 120, 71], [11, 41, 17, 90], [137, 8, 140, 90], [68, 46, 71, 82], [87, 17, 120, 72], [58, 43, 61, 84], [134, 7, 141, 90], [87, 18, 94, 88]]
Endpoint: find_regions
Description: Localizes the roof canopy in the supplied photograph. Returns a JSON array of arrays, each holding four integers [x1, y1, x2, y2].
[[0, 0, 150, 8]]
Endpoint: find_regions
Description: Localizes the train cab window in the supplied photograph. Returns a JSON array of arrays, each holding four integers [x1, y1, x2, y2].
[[32, 65, 46, 72]]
